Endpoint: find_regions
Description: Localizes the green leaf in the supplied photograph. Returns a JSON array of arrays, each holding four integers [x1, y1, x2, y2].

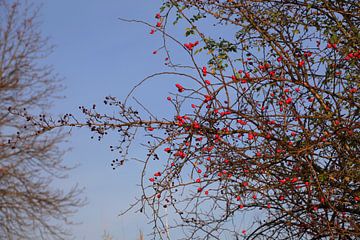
[[185, 28, 194, 37], [194, 48, 203, 55], [293, 29, 300, 35], [330, 34, 338, 43]]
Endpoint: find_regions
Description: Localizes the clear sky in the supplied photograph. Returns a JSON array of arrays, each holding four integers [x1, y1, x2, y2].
[[36, 0, 174, 239], [36, 1, 245, 239]]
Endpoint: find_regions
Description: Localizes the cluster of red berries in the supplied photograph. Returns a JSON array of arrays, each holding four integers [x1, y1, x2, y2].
[[184, 41, 199, 51]]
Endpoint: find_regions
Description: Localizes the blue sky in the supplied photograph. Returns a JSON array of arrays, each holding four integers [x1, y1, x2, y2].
[[36, 1, 247, 239], [37, 0, 172, 239]]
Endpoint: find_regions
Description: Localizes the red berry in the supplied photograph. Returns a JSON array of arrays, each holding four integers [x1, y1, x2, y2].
[[202, 66, 207, 76], [175, 83, 184, 92], [349, 88, 357, 93], [298, 60, 305, 67]]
